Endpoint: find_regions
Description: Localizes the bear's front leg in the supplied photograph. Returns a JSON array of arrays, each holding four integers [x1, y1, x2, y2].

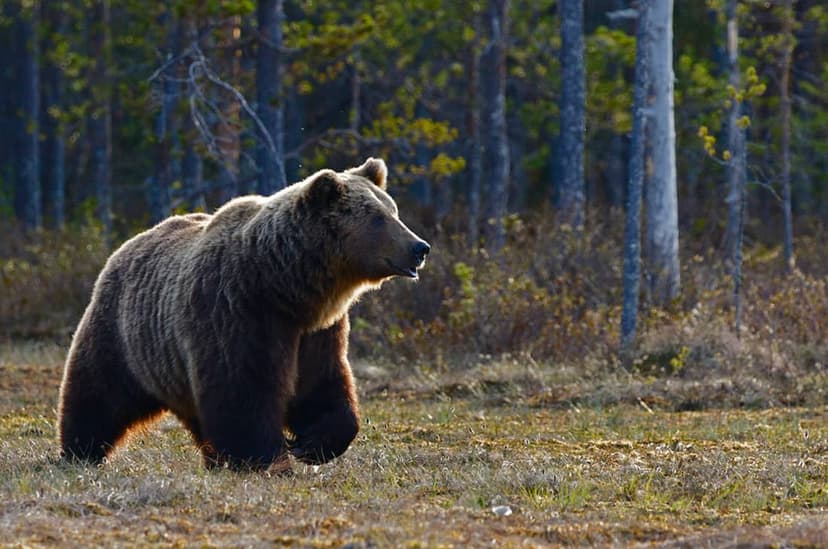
[[287, 396, 359, 465], [198, 382, 291, 471], [194, 335, 299, 471], [287, 316, 360, 465]]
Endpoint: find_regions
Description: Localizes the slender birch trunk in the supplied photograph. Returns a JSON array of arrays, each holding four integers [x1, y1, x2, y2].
[[484, 0, 510, 253], [646, 0, 680, 305], [89, 0, 112, 235], [11, 0, 41, 230], [780, 0, 795, 271], [620, 0, 651, 352]]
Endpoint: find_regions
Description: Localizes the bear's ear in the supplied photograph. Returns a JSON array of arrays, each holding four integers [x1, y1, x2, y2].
[[347, 157, 387, 190], [306, 169, 345, 207]]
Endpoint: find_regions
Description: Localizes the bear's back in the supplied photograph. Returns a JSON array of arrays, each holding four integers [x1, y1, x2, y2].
[[107, 212, 211, 279]]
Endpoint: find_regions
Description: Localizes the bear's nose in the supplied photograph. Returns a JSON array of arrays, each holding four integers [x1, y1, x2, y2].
[[413, 241, 431, 264]]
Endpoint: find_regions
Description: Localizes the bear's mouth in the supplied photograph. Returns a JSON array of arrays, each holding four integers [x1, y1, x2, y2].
[[385, 258, 420, 279]]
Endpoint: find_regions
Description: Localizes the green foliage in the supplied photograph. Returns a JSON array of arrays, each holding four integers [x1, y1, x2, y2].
[[585, 27, 635, 134], [696, 64, 766, 161], [8, 0, 824, 230]]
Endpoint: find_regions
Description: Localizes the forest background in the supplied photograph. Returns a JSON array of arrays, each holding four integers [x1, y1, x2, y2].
[[1, 0, 826, 379]]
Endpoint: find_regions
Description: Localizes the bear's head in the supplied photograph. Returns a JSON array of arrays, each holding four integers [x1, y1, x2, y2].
[[305, 158, 430, 283]]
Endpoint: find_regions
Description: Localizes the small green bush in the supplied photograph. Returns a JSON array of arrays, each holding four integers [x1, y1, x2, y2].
[[0, 222, 109, 339]]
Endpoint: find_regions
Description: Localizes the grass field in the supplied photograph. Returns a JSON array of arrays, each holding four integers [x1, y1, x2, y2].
[[1, 341, 827, 547]]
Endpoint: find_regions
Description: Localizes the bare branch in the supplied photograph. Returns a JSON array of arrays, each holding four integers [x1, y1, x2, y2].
[[190, 45, 278, 156], [607, 9, 638, 21], [147, 45, 195, 84], [150, 37, 428, 192], [149, 41, 279, 189], [285, 128, 414, 160], [169, 174, 258, 210]]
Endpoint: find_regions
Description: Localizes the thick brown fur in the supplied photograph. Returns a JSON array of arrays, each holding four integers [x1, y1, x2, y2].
[[57, 158, 429, 470]]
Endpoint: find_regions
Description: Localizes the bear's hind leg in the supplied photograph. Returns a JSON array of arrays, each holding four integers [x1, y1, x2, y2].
[[58, 334, 163, 464], [59, 388, 163, 463]]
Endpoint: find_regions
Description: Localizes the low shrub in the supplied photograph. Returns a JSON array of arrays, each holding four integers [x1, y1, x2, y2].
[[351, 216, 623, 366], [0, 223, 109, 339], [2, 213, 826, 410]]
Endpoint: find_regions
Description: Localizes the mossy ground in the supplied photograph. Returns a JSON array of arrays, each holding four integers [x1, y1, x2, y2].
[[1, 341, 826, 547]]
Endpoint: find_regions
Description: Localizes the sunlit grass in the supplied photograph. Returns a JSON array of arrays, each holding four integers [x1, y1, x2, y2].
[[1, 342, 827, 546]]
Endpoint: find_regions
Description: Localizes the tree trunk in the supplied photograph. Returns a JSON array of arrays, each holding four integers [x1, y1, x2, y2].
[[557, 0, 585, 229], [724, 0, 747, 334], [11, 0, 41, 230], [0, 4, 10, 213], [620, 0, 651, 352], [607, 132, 626, 209], [238, 13, 258, 195], [605, 0, 627, 210], [733, 146, 747, 336], [411, 102, 432, 207], [180, 16, 206, 211], [350, 49, 361, 132], [89, 0, 112, 235], [256, 0, 287, 195], [150, 8, 175, 224], [724, 0, 743, 265], [217, 16, 241, 203], [646, 0, 680, 306], [780, 0, 794, 271], [41, 1, 65, 229], [182, 139, 206, 211], [467, 13, 483, 248], [483, 0, 510, 253], [508, 116, 527, 212], [284, 88, 303, 183]]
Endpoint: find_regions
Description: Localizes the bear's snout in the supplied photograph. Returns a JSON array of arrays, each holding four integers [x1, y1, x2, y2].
[[413, 241, 430, 266]]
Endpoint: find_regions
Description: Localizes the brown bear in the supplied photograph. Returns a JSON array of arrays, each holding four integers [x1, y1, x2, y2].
[[57, 158, 429, 470]]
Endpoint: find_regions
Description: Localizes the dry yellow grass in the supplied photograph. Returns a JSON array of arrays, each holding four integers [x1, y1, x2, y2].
[[1, 341, 827, 547]]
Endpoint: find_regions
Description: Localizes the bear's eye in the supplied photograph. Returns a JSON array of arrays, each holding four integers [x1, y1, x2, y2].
[[371, 214, 385, 228]]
